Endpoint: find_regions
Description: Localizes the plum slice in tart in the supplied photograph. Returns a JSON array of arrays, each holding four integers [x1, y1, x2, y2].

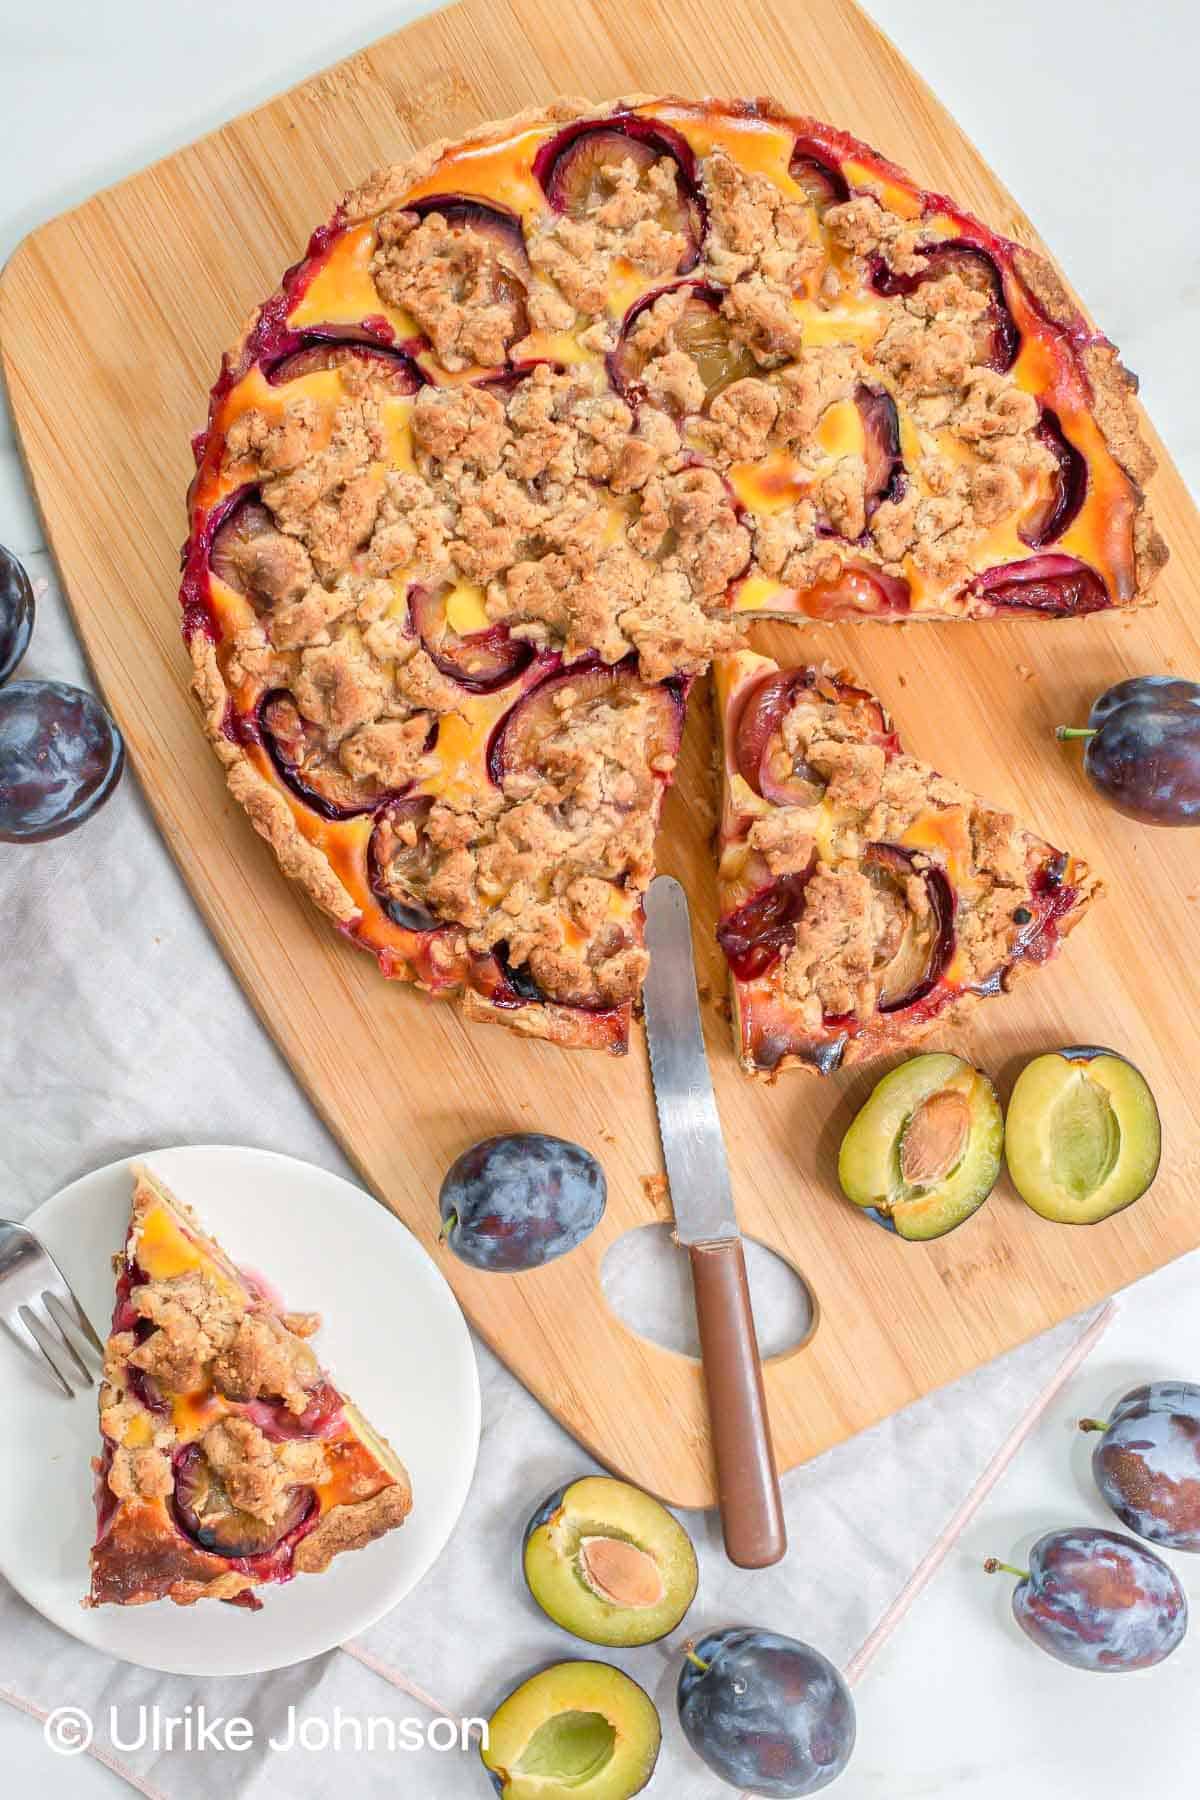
[[88, 1165, 411, 1609], [181, 96, 1160, 1056], [713, 651, 1102, 1076]]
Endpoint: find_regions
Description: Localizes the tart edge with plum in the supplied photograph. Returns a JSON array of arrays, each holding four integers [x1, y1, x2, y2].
[[181, 94, 1158, 1058], [88, 1164, 412, 1608], [713, 649, 1102, 1076]]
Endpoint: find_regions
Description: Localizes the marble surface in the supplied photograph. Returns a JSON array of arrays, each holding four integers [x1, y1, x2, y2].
[[1, 2, 1197, 1795]]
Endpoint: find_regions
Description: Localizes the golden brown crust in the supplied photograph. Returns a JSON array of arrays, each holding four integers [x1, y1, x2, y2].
[[292, 1482, 413, 1576]]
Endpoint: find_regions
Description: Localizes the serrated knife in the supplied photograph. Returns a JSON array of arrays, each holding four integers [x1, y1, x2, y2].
[[642, 875, 787, 1569]]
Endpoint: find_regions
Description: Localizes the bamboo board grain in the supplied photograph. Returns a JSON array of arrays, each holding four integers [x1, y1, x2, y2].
[[3, 0, 1199, 1509]]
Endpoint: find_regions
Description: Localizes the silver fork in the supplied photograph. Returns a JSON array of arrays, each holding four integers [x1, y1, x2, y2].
[[0, 1220, 104, 1397]]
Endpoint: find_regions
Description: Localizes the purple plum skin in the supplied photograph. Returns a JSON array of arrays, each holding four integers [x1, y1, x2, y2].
[[0, 546, 35, 686], [678, 1628, 855, 1797], [1092, 1382, 1200, 1551], [1079, 677, 1200, 825], [1011, 1528, 1187, 1672], [438, 1133, 605, 1272], [0, 680, 125, 842]]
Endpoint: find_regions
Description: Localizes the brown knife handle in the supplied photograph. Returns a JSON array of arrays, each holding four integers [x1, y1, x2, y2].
[[689, 1238, 787, 1569]]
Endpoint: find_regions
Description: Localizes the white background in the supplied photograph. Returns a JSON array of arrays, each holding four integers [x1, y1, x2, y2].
[[1, 2, 1198, 1795]]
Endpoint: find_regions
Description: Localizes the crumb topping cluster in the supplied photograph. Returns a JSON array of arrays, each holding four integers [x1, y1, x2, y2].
[[99, 1252, 329, 1517]]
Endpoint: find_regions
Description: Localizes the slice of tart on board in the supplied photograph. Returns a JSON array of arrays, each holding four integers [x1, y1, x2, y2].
[[713, 650, 1101, 1077], [88, 1164, 411, 1608]]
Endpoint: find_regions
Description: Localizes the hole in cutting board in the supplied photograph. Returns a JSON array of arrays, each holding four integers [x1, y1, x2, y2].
[[601, 1224, 814, 1360]]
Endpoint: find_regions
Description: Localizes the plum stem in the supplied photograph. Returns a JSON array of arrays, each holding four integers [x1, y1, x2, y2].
[[983, 1558, 1030, 1581], [683, 1646, 710, 1674], [438, 1210, 457, 1247], [1078, 1418, 1110, 1433], [1055, 727, 1096, 742]]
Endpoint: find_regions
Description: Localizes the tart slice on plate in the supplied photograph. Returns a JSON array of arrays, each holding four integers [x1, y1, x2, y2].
[[88, 1165, 412, 1608], [714, 650, 1101, 1076]]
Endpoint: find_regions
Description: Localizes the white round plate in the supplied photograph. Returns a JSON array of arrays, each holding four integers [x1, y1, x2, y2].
[[0, 1145, 480, 1677]]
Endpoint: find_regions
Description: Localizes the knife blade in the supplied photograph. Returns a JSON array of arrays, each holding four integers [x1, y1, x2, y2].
[[642, 875, 787, 1569]]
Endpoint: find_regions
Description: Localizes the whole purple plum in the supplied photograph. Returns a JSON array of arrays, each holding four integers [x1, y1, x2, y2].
[[677, 1628, 855, 1796], [1081, 1382, 1200, 1551], [438, 1133, 605, 1273], [986, 1528, 1186, 1671], [1057, 677, 1200, 825]]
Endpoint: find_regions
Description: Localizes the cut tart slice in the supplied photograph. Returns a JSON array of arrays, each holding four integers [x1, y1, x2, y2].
[[714, 650, 1101, 1076], [88, 1164, 411, 1608]]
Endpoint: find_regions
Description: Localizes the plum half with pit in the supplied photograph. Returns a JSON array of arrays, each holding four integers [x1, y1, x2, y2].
[[838, 1052, 1004, 1240], [0, 680, 125, 843], [985, 1528, 1187, 1672], [439, 1133, 606, 1273], [524, 1475, 698, 1648], [1004, 1047, 1161, 1225], [1057, 676, 1200, 825], [1080, 1383, 1200, 1552], [535, 115, 704, 272], [0, 545, 35, 686], [678, 1628, 855, 1797], [481, 1660, 661, 1800]]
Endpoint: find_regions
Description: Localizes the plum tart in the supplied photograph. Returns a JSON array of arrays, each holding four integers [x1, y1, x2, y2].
[[88, 1165, 411, 1608], [714, 650, 1101, 1075], [182, 96, 1158, 1053]]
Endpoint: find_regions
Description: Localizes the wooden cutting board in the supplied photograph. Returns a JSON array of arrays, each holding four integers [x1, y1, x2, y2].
[[3, 0, 1198, 1509]]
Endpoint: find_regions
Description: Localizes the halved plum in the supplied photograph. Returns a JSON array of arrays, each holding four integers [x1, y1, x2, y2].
[[534, 116, 703, 272], [267, 338, 422, 394], [789, 139, 850, 210], [1019, 410, 1088, 549], [488, 658, 685, 790], [209, 494, 300, 612], [1005, 1047, 1161, 1225], [173, 1443, 315, 1560], [838, 1052, 1004, 1239], [973, 553, 1109, 616], [482, 1661, 662, 1800], [733, 667, 895, 802], [862, 843, 955, 1013], [609, 282, 758, 413], [857, 384, 904, 515], [716, 871, 813, 981], [411, 194, 531, 342], [872, 241, 1019, 373], [408, 581, 533, 692], [524, 1475, 698, 1648], [260, 688, 425, 819], [369, 795, 440, 930]]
